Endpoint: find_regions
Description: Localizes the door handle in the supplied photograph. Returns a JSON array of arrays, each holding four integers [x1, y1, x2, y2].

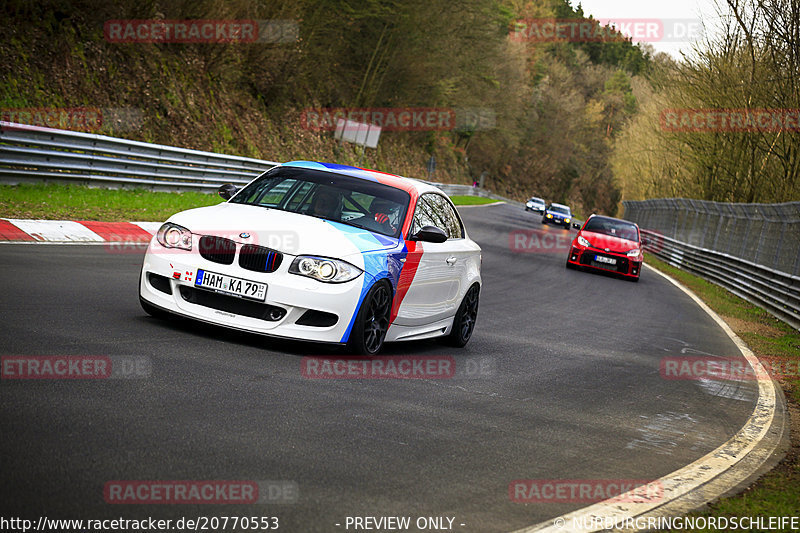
[[446, 256, 457, 265]]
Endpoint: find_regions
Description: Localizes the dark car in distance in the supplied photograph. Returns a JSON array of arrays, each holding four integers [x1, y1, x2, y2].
[[542, 203, 573, 228]]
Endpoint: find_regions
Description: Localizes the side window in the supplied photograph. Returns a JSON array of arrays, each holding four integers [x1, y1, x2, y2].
[[436, 195, 464, 239], [412, 194, 463, 240], [412, 195, 437, 235]]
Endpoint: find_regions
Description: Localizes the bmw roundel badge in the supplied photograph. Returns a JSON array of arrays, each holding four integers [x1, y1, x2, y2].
[[240, 232, 251, 239]]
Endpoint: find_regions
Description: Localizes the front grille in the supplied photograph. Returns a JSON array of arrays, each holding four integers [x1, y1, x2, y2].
[[580, 251, 628, 273], [179, 286, 286, 321], [239, 244, 283, 273], [198, 236, 236, 265]]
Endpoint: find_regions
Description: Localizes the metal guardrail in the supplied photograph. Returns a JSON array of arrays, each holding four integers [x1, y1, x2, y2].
[[624, 198, 800, 277], [625, 198, 800, 330], [641, 230, 800, 330], [419, 180, 521, 205], [0, 121, 278, 191], [0, 121, 519, 204]]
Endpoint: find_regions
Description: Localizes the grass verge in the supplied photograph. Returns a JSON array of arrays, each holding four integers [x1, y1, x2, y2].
[[0, 183, 224, 222], [448, 195, 501, 206], [0, 184, 502, 222], [644, 253, 800, 530]]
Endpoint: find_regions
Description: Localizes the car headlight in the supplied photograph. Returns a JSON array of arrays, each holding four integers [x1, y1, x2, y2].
[[289, 256, 363, 283], [546, 213, 553, 218], [156, 223, 192, 250], [577, 235, 591, 247], [565, 218, 571, 223], [627, 249, 641, 258]]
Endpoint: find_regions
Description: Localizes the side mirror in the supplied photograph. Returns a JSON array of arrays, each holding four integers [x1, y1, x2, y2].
[[218, 183, 238, 200], [642, 237, 651, 246], [411, 225, 448, 243], [572, 223, 581, 230]]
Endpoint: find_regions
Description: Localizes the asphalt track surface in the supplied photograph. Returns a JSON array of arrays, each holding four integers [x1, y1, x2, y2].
[[0, 203, 759, 532]]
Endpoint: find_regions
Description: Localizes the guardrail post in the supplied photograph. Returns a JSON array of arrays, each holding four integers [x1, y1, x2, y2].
[[698, 200, 712, 249], [773, 218, 786, 271], [739, 206, 755, 261], [794, 246, 800, 277], [711, 202, 724, 251]]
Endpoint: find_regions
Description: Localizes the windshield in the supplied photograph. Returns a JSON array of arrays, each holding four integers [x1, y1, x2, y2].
[[529, 198, 544, 204], [584, 218, 639, 242], [230, 167, 410, 238], [548, 205, 570, 215]]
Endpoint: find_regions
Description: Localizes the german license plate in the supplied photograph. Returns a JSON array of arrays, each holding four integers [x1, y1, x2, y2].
[[195, 269, 267, 301], [594, 255, 617, 265]]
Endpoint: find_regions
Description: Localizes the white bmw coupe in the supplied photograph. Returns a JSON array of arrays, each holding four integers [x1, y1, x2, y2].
[[139, 161, 482, 354]]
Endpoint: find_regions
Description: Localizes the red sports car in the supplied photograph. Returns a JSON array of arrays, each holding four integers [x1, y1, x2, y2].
[[566, 215, 644, 282]]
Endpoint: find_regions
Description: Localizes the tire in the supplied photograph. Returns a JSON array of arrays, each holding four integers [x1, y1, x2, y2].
[[541, 218, 547, 225], [347, 280, 392, 355], [140, 297, 171, 320], [445, 283, 480, 347]]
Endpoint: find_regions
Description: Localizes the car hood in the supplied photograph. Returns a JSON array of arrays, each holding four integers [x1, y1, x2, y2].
[[166, 203, 401, 257], [580, 231, 639, 252]]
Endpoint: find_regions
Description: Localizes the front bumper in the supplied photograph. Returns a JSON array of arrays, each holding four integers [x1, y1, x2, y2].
[[566, 246, 641, 278], [138, 240, 365, 343], [544, 217, 570, 226]]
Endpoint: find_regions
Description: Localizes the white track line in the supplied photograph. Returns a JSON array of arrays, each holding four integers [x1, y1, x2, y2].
[[511, 263, 780, 533], [456, 201, 507, 208]]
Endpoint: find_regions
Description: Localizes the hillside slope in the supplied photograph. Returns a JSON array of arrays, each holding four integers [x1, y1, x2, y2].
[[1, 0, 651, 214]]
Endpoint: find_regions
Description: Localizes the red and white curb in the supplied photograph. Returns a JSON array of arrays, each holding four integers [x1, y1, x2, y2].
[[0, 218, 159, 243], [0, 203, 506, 242]]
